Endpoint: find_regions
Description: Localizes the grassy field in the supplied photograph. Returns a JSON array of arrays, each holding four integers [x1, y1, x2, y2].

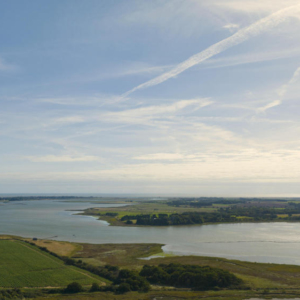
[[0, 240, 105, 288], [27, 239, 81, 257]]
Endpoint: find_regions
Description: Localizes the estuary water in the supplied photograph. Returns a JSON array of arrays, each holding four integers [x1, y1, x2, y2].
[[1, 200, 300, 265]]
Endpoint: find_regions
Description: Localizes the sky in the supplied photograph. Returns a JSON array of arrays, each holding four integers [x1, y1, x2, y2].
[[1, 0, 300, 196]]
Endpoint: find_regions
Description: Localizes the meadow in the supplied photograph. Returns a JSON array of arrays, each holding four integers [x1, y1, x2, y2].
[[0, 240, 104, 288]]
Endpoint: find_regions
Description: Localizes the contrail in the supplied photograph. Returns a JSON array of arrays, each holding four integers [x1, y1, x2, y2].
[[257, 65, 300, 113], [123, 4, 300, 97], [278, 66, 300, 97]]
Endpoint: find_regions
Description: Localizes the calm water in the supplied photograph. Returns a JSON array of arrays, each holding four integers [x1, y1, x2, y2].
[[1, 200, 300, 265]]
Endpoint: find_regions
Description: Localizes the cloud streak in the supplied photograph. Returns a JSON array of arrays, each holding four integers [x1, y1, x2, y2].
[[101, 98, 213, 125], [278, 66, 300, 97], [26, 155, 100, 163], [257, 65, 300, 113], [123, 3, 300, 97]]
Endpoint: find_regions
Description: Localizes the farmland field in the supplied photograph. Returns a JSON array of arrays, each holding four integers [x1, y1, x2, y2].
[[0, 240, 104, 288]]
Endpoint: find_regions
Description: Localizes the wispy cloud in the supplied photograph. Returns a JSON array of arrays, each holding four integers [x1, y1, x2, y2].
[[123, 3, 300, 97], [277, 66, 300, 97], [256, 100, 282, 113], [134, 153, 187, 161], [101, 98, 213, 124], [214, 0, 299, 13], [0, 58, 17, 72], [223, 23, 240, 32], [200, 47, 300, 70], [8, 148, 300, 183], [257, 65, 300, 112], [37, 95, 121, 107], [26, 155, 100, 163]]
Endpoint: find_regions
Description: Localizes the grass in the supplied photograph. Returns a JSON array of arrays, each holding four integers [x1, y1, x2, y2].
[[73, 243, 163, 268], [236, 216, 254, 220], [277, 214, 289, 218], [0, 240, 104, 288], [26, 239, 82, 257]]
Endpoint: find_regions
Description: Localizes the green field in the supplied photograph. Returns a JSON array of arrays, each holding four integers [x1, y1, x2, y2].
[[0, 240, 104, 288]]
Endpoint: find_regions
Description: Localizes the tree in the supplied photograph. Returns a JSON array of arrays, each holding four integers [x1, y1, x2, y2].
[[65, 282, 83, 293], [116, 283, 131, 294], [90, 282, 100, 292]]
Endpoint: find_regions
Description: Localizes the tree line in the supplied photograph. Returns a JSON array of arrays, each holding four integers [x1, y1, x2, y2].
[[120, 202, 300, 226]]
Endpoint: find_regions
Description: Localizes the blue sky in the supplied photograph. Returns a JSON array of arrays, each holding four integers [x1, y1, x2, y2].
[[1, 0, 300, 196]]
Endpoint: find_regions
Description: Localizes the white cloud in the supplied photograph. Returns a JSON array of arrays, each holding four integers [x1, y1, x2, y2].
[[223, 23, 240, 31], [123, 3, 300, 97]]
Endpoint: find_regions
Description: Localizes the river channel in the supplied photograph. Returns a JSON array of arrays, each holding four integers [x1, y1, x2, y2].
[[1, 200, 300, 265]]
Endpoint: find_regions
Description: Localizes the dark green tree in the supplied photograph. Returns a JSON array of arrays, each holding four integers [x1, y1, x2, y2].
[[65, 282, 83, 293]]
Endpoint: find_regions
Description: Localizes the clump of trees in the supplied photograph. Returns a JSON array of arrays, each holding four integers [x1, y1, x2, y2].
[[139, 263, 243, 290], [65, 282, 83, 293], [0, 289, 42, 300], [0, 289, 23, 300], [104, 212, 118, 217], [114, 269, 150, 293]]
